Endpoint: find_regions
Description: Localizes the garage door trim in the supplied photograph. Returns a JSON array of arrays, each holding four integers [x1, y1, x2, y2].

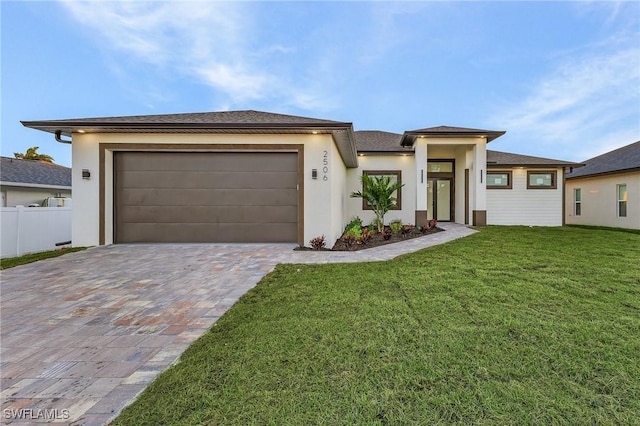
[[100, 143, 305, 245]]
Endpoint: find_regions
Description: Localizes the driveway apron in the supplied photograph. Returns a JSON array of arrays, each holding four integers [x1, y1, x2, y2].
[[1, 223, 475, 425]]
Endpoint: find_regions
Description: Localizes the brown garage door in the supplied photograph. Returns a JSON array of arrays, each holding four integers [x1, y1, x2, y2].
[[114, 151, 298, 243]]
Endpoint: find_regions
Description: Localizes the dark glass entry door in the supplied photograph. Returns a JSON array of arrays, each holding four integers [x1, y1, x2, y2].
[[427, 178, 453, 221]]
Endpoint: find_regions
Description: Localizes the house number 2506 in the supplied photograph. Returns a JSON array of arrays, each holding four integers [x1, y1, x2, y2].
[[322, 150, 329, 181]]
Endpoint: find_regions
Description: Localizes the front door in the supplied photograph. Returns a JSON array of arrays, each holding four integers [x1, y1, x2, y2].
[[427, 178, 453, 221]]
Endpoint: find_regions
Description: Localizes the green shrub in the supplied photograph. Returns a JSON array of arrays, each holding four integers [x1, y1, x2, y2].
[[344, 217, 363, 232], [389, 220, 402, 233], [344, 226, 362, 240]]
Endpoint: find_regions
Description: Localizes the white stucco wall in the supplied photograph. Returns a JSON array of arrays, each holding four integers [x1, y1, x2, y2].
[[345, 155, 417, 227], [71, 132, 349, 247], [299, 133, 349, 246], [329, 141, 348, 245], [72, 134, 101, 247], [487, 168, 565, 226], [565, 171, 640, 229], [454, 147, 468, 224], [414, 141, 428, 216]]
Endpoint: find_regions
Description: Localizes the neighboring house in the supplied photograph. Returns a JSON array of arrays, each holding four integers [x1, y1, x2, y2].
[[22, 110, 579, 247], [565, 141, 640, 230], [0, 156, 71, 207]]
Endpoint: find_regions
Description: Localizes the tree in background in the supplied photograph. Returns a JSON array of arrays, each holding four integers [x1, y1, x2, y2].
[[14, 146, 54, 163]]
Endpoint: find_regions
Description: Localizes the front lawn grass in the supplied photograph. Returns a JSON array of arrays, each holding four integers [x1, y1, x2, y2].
[[0, 247, 86, 269], [114, 226, 640, 425]]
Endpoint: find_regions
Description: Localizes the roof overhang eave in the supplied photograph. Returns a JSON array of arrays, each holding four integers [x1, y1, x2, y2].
[[21, 121, 354, 136], [356, 151, 415, 156], [488, 162, 585, 168], [332, 128, 359, 168], [21, 121, 360, 168], [400, 130, 506, 146], [0, 181, 72, 190]]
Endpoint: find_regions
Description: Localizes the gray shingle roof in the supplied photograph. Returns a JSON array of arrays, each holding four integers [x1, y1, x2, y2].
[[487, 150, 581, 167], [22, 110, 359, 169], [355, 128, 507, 152], [402, 125, 506, 145], [409, 125, 498, 133], [354, 131, 412, 152], [354, 131, 581, 167], [566, 141, 640, 179], [1, 157, 71, 187], [22, 110, 349, 129]]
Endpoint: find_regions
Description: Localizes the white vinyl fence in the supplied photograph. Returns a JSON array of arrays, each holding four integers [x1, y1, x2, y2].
[[1, 207, 72, 258]]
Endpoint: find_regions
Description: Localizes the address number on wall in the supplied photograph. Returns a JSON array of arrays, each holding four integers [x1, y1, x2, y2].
[[322, 150, 329, 181]]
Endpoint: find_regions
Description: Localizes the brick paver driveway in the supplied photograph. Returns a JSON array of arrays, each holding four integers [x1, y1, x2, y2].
[[0, 224, 475, 425], [1, 243, 300, 425]]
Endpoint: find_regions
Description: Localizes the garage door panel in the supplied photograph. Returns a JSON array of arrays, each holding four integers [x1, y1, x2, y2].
[[117, 152, 297, 172], [119, 188, 298, 207], [119, 205, 298, 224], [115, 152, 299, 243], [121, 223, 297, 243], [118, 171, 298, 190]]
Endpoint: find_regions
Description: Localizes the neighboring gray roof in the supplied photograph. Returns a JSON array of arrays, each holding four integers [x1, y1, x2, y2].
[[566, 141, 640, 179], [487, 150, 581, 168], [1, 157, 71, 188], [354, 131, 413, 153], [402, 125, 506, 145]]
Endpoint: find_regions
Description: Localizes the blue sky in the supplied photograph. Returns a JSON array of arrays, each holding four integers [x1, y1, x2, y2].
[[2, 1, 639, 167]]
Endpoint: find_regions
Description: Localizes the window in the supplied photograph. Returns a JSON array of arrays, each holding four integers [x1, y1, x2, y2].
[[361, 170, 402, 210], [574, 188, 581, 216], [427, 161, 453, 173], [617, 184, 627, 217], [527, 171, 557, 189], [487, 171, 512, 189]]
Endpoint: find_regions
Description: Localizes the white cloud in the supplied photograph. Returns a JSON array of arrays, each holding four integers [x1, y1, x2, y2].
[[489, 31, 640, 161], [195, 64, 273, 102], [57, 0, 335, 111]]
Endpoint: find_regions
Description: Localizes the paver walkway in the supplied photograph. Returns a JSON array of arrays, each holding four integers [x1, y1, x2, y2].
[[1, 223, 475, 425]]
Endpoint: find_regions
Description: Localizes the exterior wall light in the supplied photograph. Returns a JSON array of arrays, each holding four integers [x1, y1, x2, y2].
[[312, 169, 318, 179], [82, 169, 91, 179]]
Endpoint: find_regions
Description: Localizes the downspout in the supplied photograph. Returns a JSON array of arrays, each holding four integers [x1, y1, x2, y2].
[[55, 130, 72, 144]]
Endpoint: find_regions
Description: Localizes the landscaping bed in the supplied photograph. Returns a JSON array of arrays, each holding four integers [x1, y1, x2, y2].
[[330, 224, 442, 251], [298, 217, 442, 251]]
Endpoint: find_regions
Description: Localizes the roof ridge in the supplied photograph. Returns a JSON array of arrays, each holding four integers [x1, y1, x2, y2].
[[581, 140, 640, 162]]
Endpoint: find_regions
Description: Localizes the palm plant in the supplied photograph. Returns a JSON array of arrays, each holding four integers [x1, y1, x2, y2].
[[351, 174, 404, 232], [14, 146, 54, 163]]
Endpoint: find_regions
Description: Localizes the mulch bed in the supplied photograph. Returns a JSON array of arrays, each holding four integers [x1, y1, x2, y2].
[[296, 226, 444, 252]]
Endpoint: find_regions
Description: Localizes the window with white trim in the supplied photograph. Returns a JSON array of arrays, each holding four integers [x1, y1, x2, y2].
[[617, 184, 627, 217], [574, 188, 581, 216]]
